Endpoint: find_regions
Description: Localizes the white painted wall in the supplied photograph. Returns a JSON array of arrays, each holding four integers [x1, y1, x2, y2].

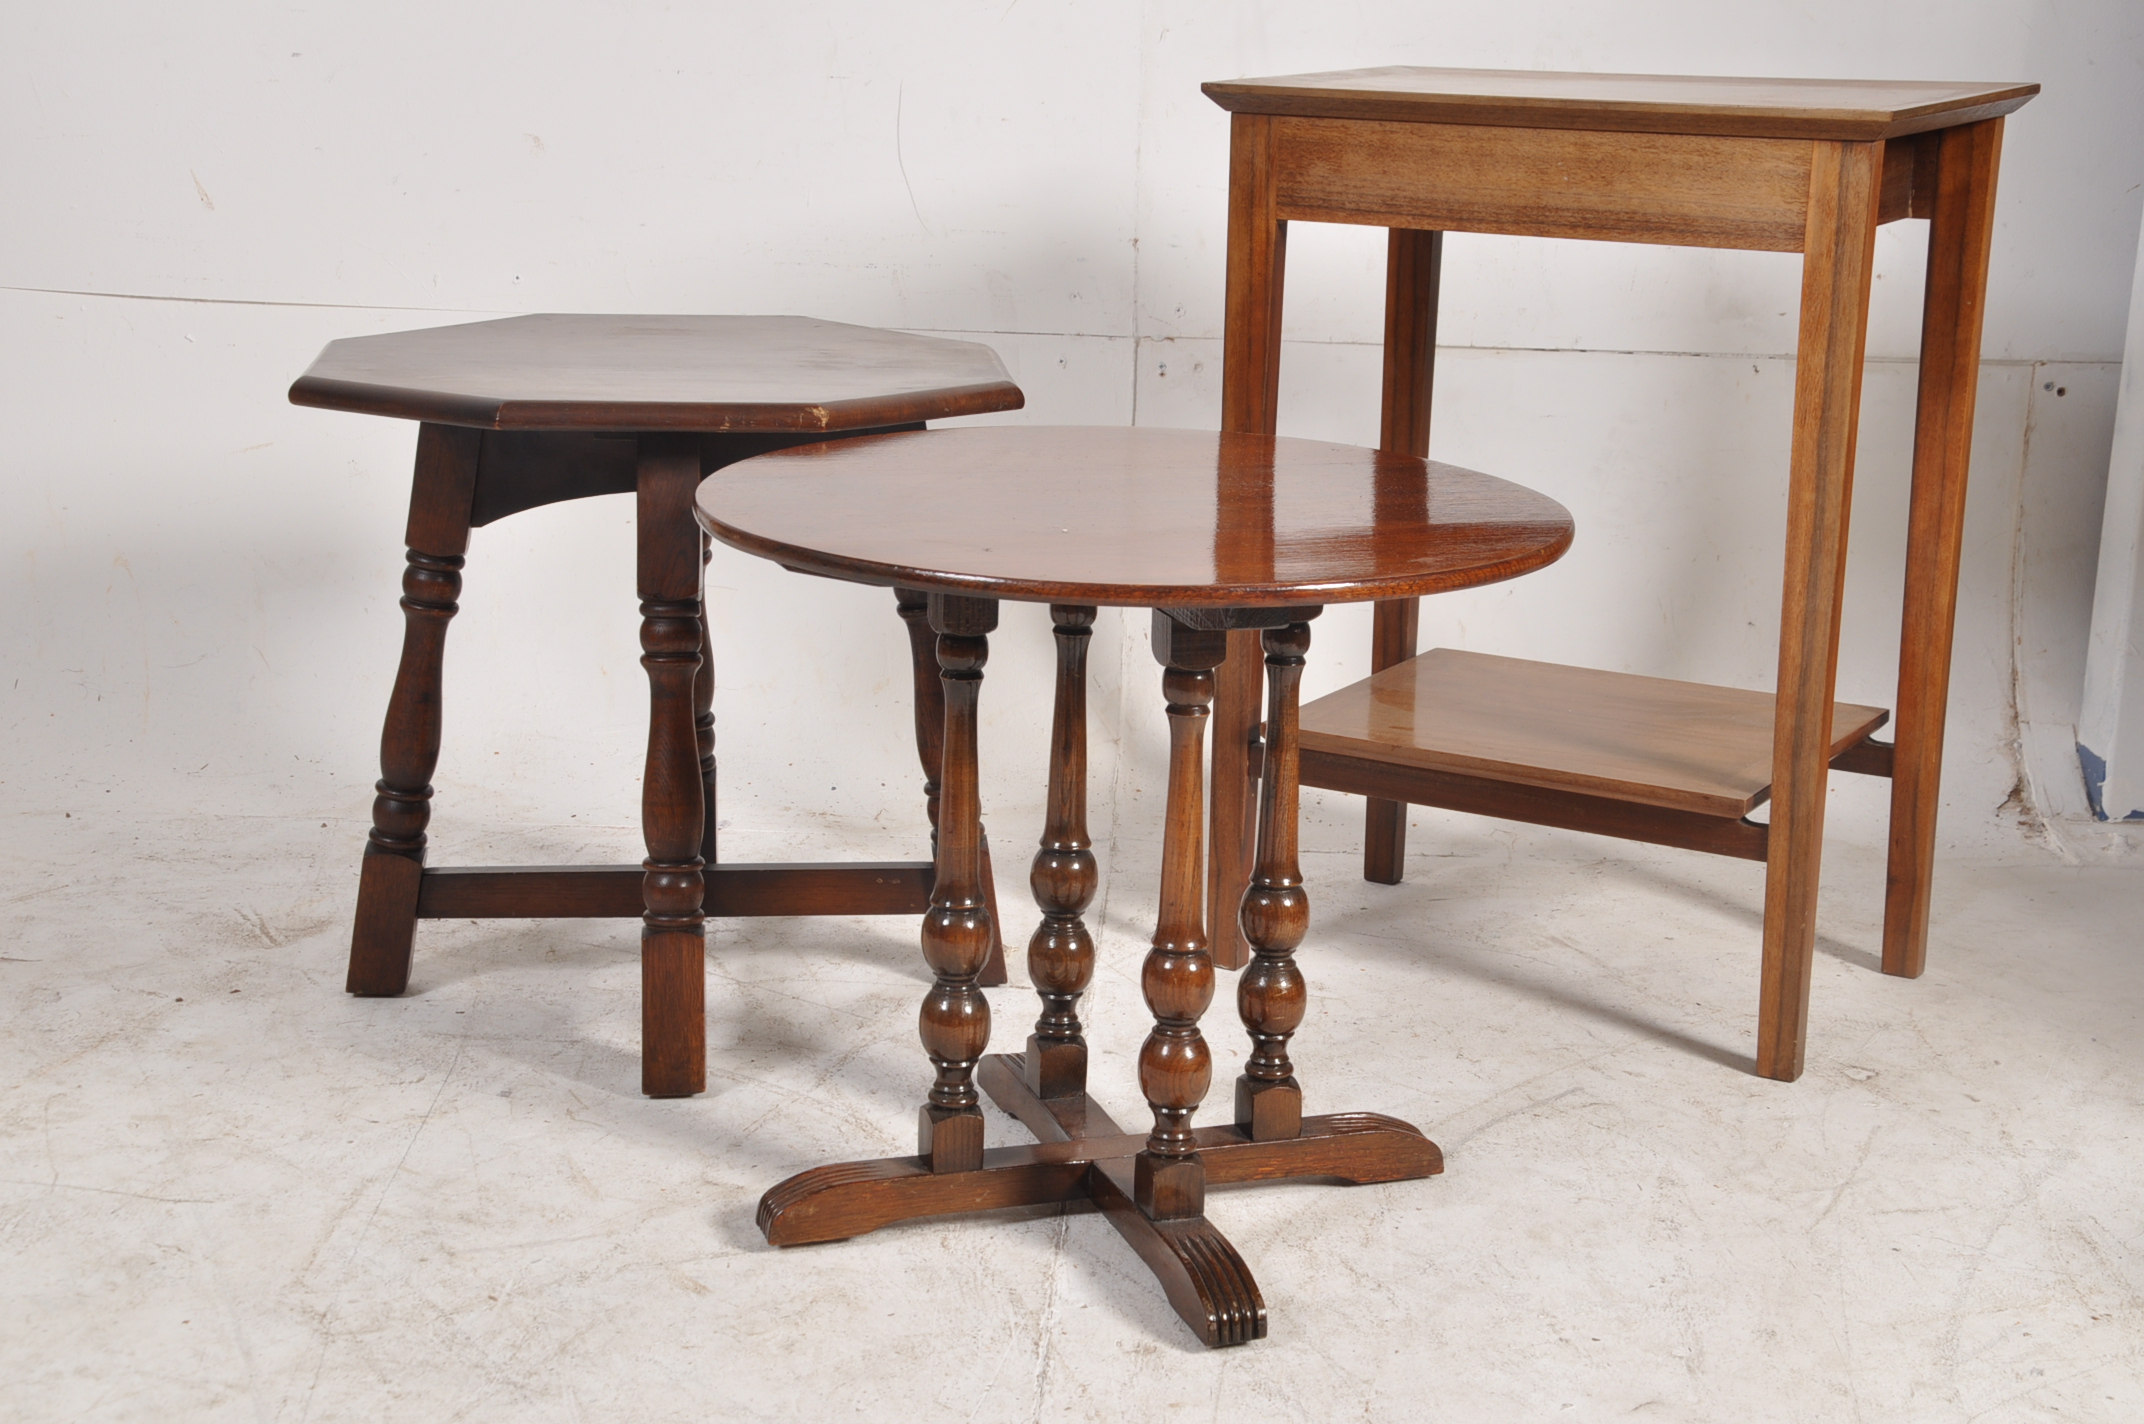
[[2078, 212, 2144, 822], [4, 3, 2141, 888]]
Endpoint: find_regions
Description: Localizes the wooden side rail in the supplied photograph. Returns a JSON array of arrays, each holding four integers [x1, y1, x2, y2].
[[414, 861, 936, 919]]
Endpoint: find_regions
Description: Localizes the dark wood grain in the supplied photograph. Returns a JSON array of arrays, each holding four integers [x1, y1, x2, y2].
[[1210, 112, 1294, 971], [1136, 615, 1229, 1221], [695, 534, 719, 866], [465, 426, 930, 528], [754, 1109, 1440, 1248], [1364, 227, 1443, 885], [1236, 623, 1312, 1141], [412, 862, 936, 918], [917, 594, 999, 1173], [1203, 65, 2030, 1083], [1301, 747, 1774, 861], [1024, 605, 1100, 1101], [1754, 138, 1884, 1083], [976, 1056, 1440, 1186], [637, 435, 708, 1099], [347, 423, 481, 996], [1299, 649, 1889, 819], [290, 314, 1023, 432], [1203, 67, 2037, 141], [310, 316, 1028, 1101], [897, 587, 1008, 987], [694, 424, 1537, 1347], [1885, 118, 2005, 980], [1272, 118, 1816, 251], [696, 427, 1573, 609]]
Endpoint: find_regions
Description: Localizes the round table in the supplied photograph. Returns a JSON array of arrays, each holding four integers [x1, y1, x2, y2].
[[695, 425, 1573, 1347]]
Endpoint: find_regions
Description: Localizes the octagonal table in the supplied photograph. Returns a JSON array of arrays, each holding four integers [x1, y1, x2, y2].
[[290, 314, 1025, 1097]]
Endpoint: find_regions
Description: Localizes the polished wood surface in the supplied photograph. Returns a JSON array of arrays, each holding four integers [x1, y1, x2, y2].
[[1886, 119, 2005, 979], [917, 593, 1000, 1173], [1024, 605, 1100, 1101], [1273, 119, 1815, 251], [713, 427, 1542, 1345], [346, 423, 481, 997], [1300, 650, 1889, 820], [1210, 67, 2030, 1082], [1136, 615, 1229, 1221], [696, 426, 1573, 607], [290, 314, 1024, 432], [1754, 136, 1886, 1081], [1208, 116, 1295, 968], [412, 862, 935, 918], [1236, 624, 1312, 1141], [1363, 227, 1444, 889], [636, 435, 710, 1098], [1202, 68, 2037, 141], [896, 588, 1010, 986], [306, 314, 1025, 1099]]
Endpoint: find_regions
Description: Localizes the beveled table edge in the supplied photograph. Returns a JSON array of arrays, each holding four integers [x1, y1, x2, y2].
[[693, 429, 1577, 608], [287, 374, 1028, 432], [1201, 69, 2039, 142]]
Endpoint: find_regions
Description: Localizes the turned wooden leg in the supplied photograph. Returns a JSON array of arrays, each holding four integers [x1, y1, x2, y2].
[[1757, 140, 1882, 1082], [638, 435, 707, 1098], [1364, 227, 1442, 887], [1884, 119, 2004, 979], [1238, 622, 1312, 1141], [918, 592, 999, 1172], [898, 587, 1008, 987], [696, 533, 718, 866], [1137, 612, 1229, 1220], [1025, 605, 1099, 1100], [348, 424, 481, 996]]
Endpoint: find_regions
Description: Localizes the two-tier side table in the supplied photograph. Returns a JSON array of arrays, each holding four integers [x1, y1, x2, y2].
[[290, 314, 1025, 1098], [1201, 69, 2038, 1080], [693, 425, 1572, 1345]]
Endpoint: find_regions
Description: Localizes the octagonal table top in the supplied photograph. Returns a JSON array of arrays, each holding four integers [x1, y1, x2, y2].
[[289, 314, 1024, 433], [696, 426, 1573, 608]]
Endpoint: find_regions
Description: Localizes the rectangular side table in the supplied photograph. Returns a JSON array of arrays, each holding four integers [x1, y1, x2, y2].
[[1202, 69, 2037, 1080]]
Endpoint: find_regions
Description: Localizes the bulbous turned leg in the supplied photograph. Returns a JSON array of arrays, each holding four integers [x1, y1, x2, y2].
[[898, 587, 1008, 987], [348, 422, 481, 997], [918, 593, 999, 1172], [1136, 612, 1229, 1221], [638, 435, 707, 1099], [349, 547, 462, 995], [695, 533, 718, 866], [1025, 605, 1099, 1100], [1237, 622, 1312, 1141], [895, 589, 945, 839]]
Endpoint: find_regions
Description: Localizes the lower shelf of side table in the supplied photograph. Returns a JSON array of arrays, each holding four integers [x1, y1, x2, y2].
[[1298, 649, 1893, 861]]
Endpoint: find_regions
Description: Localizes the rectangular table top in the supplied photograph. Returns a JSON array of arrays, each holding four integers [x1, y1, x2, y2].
[[1203, 67, 2037, 141]]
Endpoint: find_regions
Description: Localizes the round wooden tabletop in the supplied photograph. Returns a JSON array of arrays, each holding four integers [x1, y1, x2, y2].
[[695, 426, 1572, 607], [287, 314, 1024, 433]]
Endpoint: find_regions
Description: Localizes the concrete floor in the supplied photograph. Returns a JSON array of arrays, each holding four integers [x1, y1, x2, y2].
[[3, 791, 2141, 1423]]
